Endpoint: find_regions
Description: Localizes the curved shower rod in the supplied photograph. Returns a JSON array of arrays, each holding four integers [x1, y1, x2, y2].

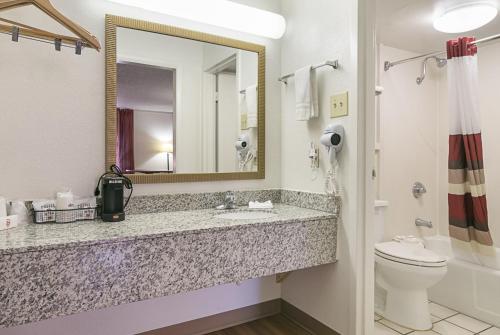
[[383, 52, 447, 85], [383, 32, 500, 84]]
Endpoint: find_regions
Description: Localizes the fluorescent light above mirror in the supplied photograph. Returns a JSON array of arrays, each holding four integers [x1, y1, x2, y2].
[[433, 3, 498, 33], [107, 0, 286, 39]]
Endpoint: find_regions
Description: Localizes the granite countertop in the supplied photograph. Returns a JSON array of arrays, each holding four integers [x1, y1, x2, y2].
[[0, 204, 335, 255]]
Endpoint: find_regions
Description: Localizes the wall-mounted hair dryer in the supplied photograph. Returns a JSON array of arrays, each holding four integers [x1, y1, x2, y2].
[[235, 134, 250, 154], [320, 124, 345, 166], [235, 134, 254, 171]]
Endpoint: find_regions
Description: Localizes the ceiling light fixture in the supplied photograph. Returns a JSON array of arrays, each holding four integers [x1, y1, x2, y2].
[[433, 2, 498, 33], [107, 0, 286, 39]]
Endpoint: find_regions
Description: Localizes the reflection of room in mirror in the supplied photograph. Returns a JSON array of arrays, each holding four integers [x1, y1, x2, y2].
[[116, 62, 175, 174], [116, 27, 259, 175]]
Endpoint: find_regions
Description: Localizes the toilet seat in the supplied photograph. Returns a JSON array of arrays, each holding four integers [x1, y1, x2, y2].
[[375, 241, 447, 268]]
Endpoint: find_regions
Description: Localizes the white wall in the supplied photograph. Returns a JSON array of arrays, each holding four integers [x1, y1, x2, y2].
[[0, 0, 283, 334], [202, 44, 259, 172], [134, 110, 174, 171], [117, 63, 174, 113], [216, 73, 239, 172], [377, 45, 439, 240], [202, 44, 240, 172], [4, 277, 281, 335], [118, 28, 205, 173], [279, 1, 360, 334], [238, 50, 259, 171], [0, 0, 282, 200], [202, 43, 238, 71], [437, 42, 500, 247], [0, 1, 369, 333]]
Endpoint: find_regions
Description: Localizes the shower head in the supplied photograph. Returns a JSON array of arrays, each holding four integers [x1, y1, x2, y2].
[[416, 56, 447, 85], [436, 58, 447, 68]]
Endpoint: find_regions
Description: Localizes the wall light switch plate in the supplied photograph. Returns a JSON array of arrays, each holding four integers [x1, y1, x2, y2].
[[330, 91, 349, 118]]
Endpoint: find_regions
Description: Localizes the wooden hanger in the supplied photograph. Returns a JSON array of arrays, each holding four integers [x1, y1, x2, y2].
[[0, 17, 81, 45], [0, 0, 100, 51]]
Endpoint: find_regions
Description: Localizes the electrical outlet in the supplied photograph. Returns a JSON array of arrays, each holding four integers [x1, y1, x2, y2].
[[330, 91, 349, 118]]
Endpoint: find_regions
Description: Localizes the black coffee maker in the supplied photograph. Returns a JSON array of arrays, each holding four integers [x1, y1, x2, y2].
[[95, 165, 133, 222]]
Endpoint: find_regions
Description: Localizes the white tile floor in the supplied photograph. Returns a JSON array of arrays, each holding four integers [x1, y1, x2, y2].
[[375, 302, 499, 335]]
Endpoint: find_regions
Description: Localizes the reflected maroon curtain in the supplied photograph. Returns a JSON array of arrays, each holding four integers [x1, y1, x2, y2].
[[116, 108, 135, 172]]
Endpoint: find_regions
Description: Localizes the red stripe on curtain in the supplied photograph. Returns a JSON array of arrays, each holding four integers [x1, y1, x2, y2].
[[449, 194, 488, 228], [449, 134, 484, 161], [448, 134, 465, 165], [464, 133, 484, 162], [449, 134, 485, 170], [116, 108, 135, 172]]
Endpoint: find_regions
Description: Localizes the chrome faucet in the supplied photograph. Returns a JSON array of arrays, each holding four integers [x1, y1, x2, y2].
[[216, 191, 237, 210], [415, 218, 433, 228], [412, 182, 427, 198]]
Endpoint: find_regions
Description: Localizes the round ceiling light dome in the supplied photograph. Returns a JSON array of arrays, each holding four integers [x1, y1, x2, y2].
[[433, 3, 498, 33]]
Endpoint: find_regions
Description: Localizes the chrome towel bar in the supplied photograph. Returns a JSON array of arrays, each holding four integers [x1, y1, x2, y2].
[[278, 60, 339, 84]]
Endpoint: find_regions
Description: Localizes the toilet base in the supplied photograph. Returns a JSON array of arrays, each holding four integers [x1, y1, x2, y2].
[[382, 288, 432, 331]]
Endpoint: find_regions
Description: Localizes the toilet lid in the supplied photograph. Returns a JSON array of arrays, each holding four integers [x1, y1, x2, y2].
[[375, 241, 447, 266]]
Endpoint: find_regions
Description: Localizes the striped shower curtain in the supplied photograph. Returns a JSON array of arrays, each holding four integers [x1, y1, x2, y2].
[[447, 37, 493, 246]]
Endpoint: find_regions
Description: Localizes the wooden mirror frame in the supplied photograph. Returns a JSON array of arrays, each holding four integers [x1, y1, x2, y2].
[[105, 15, 265, 184]]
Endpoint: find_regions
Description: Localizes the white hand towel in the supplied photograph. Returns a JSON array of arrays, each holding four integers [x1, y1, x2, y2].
[[239, 93, 249, 130], [245, 84, 258, 128], [295, 65, 319, 121], [249, 200, 273, 209]]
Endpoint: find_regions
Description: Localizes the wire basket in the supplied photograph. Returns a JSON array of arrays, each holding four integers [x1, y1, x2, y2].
[[31, 198, 100, 224], [32, 207, 100, 224]]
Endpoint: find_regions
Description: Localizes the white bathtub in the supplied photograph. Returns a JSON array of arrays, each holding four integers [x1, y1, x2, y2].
[[424, 236, 500, 327]]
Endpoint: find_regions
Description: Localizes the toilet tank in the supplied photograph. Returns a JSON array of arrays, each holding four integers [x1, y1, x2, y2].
[[374, 200, 389, 244]]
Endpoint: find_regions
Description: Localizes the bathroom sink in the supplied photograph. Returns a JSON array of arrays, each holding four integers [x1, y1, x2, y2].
[[215, 210, 278, 220]]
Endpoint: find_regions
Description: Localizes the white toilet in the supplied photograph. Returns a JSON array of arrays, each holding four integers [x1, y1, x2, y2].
[[374, 201, 448, 331]]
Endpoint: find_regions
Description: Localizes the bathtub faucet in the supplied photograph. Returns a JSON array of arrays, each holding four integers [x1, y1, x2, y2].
[[415, 218, 433, 228]]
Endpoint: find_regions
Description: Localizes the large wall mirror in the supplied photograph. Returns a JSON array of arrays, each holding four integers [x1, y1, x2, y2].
[[105, 15, 265, 184]]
